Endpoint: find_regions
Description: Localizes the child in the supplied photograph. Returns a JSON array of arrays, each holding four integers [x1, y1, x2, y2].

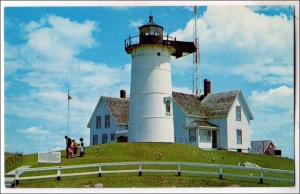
[[78, 144, 84, 157], [68, 141, 75, 158], [79, 138, 85, 156]]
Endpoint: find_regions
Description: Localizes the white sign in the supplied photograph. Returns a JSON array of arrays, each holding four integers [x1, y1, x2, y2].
[[38, 152, 61, 164]]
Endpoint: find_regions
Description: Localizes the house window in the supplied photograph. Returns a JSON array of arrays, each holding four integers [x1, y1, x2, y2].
[[93, 135, 98, 145], [189, 129, 196, 142], [236, 106, 241, 121], [102, 134, 107, 144], [111, 133, 115, 141], [199, 129, 212, 142], [237, 129, 242, 144], [105, 115, 110, 128], [164, 97, 172, 115], [96, 116, 101, 129]]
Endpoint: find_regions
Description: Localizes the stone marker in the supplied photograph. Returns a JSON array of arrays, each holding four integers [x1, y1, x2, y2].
[[94, 183, 103, 188]]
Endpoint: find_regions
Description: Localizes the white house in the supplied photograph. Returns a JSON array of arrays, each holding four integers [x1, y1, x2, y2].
[[87, 90, 129, 145], [87, 80, 254, 153]]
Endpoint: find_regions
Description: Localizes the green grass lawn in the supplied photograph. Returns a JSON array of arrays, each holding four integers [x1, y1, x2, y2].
[[8, 143, 295, 188]]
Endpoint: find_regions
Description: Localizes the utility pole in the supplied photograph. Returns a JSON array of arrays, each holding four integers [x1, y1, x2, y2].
[[193, 6, 200, 95]]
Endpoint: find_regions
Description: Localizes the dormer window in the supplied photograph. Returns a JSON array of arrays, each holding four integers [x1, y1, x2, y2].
[[236, 106, 241, 121], [164, 97, 172, 115]]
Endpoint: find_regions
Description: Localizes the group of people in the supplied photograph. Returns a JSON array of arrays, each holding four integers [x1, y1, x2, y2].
[[65, 136, 85, 158]]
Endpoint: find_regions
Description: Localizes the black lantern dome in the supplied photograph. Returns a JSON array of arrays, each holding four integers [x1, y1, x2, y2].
[[139, 16, 163, 44]]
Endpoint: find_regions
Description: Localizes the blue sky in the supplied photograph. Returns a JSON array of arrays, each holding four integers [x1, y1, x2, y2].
[[3, 5, 295, 158]]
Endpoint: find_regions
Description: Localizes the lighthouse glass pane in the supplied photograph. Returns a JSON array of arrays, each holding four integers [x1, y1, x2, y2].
[[140, 27, 150, 35]]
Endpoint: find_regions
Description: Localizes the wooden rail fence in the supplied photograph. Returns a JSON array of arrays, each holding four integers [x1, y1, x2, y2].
[[13, 162, 294, 185]]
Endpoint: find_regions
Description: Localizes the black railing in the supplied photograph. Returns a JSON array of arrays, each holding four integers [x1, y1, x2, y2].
[[125, 35, 176, 50]]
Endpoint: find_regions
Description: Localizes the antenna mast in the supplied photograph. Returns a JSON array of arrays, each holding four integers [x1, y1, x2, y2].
[[193, 6, 200, 95]]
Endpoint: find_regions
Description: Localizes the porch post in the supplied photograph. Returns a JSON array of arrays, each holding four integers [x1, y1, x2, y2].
[[196, 128, 199, 146]]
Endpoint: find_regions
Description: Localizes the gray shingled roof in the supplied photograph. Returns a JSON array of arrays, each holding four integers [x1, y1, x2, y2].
[[201, 90, 240, 117], [172, 92, 213, 117], [251, 140, 273, 154], [95, 90, 244, 125], [173, 90, 240, 118], [102, 97, 129, 125]]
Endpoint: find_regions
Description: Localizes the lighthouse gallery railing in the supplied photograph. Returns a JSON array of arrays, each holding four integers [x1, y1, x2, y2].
[[125, 35, 176, 49]]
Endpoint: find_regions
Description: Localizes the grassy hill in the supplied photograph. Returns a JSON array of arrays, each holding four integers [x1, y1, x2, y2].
[[12, 143, 295, 188]]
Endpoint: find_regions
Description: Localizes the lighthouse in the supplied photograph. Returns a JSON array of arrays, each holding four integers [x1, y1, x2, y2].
[[125, 16, 196, 142]]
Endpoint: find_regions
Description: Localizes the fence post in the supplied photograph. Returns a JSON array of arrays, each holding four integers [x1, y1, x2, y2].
[[57, 167, 61, 181], [177, 163, 181, 176], [259, 168, 264, 184], [98, 165, 102, 177], [219, 165, 223, 180], [15, 170, 19, 186], [138, 163, 142, 176]]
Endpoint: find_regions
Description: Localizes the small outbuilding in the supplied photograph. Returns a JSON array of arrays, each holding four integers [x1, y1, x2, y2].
[[251, 140, 282, 156]]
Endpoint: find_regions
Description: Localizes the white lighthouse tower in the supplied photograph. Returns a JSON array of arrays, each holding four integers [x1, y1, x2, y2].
[[125, 16, 196, 142]]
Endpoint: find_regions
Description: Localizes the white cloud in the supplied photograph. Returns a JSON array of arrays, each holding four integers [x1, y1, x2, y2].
[[173, 86, 192, 94], [250, 85, 293, 109], [170, 6, 293, 85], [182, 6, 195, 12], [249, 85, 294, 158], [247, 5, 292, 14], [129, 19, 143, 28], [231, 59, 293, 85], [5, 15, 131, 150], [18, 126, 49, 135]]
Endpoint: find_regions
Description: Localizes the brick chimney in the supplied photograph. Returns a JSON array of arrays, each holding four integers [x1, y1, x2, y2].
[[199, 79, 211, 101], [204, 79, 211, 96], [120, 89, 126, 98]]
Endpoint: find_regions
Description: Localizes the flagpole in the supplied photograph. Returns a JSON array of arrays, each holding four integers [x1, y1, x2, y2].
[[67, 89, 70, 137]]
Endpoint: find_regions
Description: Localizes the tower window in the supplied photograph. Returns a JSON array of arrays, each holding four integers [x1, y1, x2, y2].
[[164, 97, 172, 115]]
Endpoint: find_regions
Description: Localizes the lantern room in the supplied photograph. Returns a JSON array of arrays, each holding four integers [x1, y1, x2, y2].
[[139, 16, 163, 44], [125, 16, 197, 58]]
